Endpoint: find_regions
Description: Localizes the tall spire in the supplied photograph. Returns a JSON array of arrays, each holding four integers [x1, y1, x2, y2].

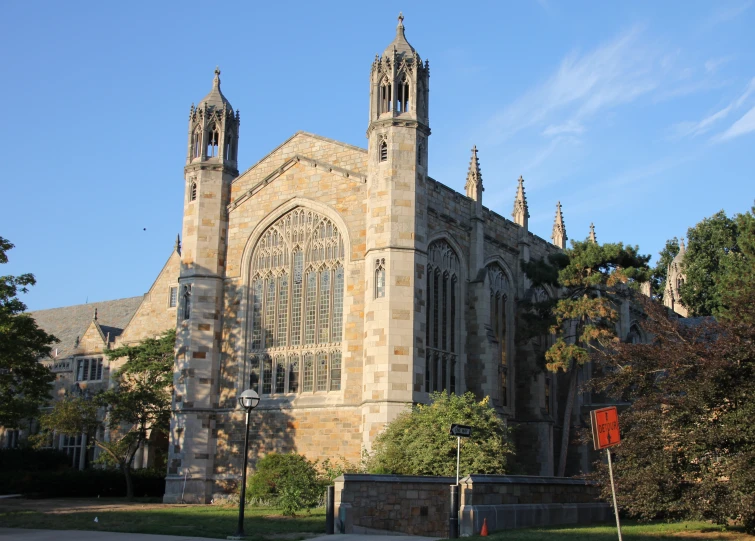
[[679, 237, 686, 254], [465, 146, 483, 202], [512, 175, 529, 228], [589, 223, 597, 244], [551, 202, 567, 249]]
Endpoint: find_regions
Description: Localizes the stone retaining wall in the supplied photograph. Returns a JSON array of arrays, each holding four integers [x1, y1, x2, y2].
[[333, 474, 611, 537]]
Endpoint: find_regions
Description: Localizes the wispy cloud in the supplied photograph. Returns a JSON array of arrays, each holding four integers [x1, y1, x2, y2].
[[671, 77, 755, 139], [706, 1, 752, 27], [705, 56, 732, 73], [715, 105, 755, 141], [488, 27, 665, 143]]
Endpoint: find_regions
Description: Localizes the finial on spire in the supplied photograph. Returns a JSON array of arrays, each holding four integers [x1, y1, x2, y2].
[[551, 201, 567, 249], [93, 308, 98, 321], [213, 67, 220, 88], [175, 233, 182, 255], [465, 145, 484, 202], [398, 12, 404, 25], [589, 223, 597, 244], [512, 175, 530, 228], [679, 237, 686, 253]]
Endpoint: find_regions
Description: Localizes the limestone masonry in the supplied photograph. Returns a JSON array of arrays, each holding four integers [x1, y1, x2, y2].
[[11, 15, 648, 501]]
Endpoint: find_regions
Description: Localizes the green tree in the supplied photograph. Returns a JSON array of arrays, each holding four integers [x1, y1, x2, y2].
[[716, 205, 755, 324], [0, 237, 57, 429], [651, 237, 679, 300], [522, 240, 651, 476], [680, 210, 739, 316], [367, 391, 514, 476], [99, 329, 175, 498], [35, 394, 100, 457]]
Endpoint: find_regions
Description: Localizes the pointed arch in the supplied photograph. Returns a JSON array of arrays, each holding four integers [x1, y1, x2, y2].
[[379, 76, 392, 114], [397, 70, 411, 113], [192, 126, 202, 159], [426, 238, 462, 395], [240, 200, 349, 397]]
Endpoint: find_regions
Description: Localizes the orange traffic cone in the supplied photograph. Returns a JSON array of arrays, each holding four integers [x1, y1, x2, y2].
[[481, 518, 488, 537]]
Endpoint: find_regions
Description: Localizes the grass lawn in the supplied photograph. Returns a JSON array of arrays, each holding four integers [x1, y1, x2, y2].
[[0, 500, 326, 540], [468, 521, 754, 541]]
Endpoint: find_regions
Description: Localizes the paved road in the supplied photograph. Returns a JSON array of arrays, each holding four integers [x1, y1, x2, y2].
[[0, 530, 441, 541]]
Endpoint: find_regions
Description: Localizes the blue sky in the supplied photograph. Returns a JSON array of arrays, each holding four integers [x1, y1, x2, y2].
[[1, 0, 753, 311]]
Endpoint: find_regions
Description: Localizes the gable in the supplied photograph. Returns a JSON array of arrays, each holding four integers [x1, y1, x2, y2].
[[230, 131, 367, 205], [116, 249, 181, 346]]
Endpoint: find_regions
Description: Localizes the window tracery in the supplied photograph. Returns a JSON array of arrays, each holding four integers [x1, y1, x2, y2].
[[248, 208, 345, 395], [489, 264, 510, 407], [426, 240, 461, 394]]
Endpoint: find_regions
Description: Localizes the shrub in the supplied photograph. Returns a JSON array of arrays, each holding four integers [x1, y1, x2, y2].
[[246, 453, 323, 515], [0, 448, 70, 473]]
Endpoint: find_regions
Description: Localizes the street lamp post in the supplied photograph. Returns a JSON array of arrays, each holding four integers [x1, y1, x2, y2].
[[234, 389, 260, 538]]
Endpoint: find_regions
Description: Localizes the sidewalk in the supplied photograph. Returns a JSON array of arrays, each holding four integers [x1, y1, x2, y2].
[[0, 530, 441, 541]]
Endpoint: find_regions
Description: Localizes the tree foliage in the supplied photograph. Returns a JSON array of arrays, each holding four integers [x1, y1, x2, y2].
[[98, 328, 175, 498], [0, 237, 57, 428], [367, 391, 514, 476], [522, 240, 651, 475], [588, 293, 755, 532], [679, 209, 740, 316]]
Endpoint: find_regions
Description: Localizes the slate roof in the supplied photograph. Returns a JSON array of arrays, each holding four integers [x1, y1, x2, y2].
[[29, 296, 144, 359]]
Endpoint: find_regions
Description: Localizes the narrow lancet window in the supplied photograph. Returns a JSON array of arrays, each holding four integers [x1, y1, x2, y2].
[[190, 181, 197, 202], [375, 258, 386, 298], [397, 73, 410, 113], [380, 78, 392, 114], [192, 129, 201, 159], [182, 284, 192, 320], [207, 126, 219, 157]]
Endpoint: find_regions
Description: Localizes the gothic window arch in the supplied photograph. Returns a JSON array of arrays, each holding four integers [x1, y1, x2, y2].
[[426, 240, 460, 394], [379, 137, 388, 162], [379, 76, 392, 114], [488, 264, 511, 407], [397, 71, 410, 113], [192, 128, 202, 159], [627, 323, 643, 344], [375, 258, 386, 298], [206, 125, 219, 157], [249, 207, 345, 395]]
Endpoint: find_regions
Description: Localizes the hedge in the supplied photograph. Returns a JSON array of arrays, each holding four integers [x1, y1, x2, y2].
[[0, 468, 166, 498], [0, 448, 71, 472]]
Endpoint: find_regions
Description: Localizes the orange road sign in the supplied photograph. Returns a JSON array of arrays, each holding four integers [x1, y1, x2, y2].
[[590, 406, 621, 450]]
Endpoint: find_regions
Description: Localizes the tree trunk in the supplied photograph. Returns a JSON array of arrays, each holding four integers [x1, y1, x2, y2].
[[122, 462, 134, 499], [557, 363, 579, 477]]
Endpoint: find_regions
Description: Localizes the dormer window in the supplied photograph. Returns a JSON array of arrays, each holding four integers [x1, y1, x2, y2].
[[207, 126, 219, 157], [379, 139, 388, 162], [380, 78, 392, 114], [397, 73, 410, 113], [192, 128, 202, 159]]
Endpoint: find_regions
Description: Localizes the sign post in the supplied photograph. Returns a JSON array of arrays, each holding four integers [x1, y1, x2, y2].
[[590, 407, 622, 541], [449, 424, 472, 484], [448, 424, 472, 539]]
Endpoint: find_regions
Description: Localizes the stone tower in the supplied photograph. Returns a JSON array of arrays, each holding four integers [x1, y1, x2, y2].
[[362, 13, 431, 447], [165, 68, 239, 503]]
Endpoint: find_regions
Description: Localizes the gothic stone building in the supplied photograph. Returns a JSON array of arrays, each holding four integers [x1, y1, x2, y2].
[[164, 15, 626, 503]]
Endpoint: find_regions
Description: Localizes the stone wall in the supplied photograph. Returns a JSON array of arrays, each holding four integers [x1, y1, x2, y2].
[[459, 475, 611, 535], [334, 474, 611, 537], [334, 474, 455, 537]]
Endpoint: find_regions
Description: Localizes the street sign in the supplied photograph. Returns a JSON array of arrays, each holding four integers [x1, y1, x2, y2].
[[449, 424, 472, 437], [590, 406, 621, 450]]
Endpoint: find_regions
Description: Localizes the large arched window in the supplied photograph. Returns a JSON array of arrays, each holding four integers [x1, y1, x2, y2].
[[426, 240, 460, 394], [206, 125, 219, 157], [488, 264, 510, 407], [249, 208, 345, 395]]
